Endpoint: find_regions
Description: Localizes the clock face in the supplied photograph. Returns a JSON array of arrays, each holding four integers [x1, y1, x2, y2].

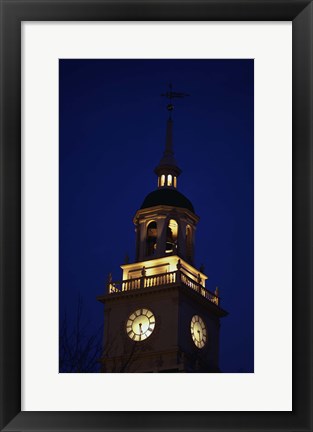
[[190, 315, 207, 349], [126, 308, 156, 342]]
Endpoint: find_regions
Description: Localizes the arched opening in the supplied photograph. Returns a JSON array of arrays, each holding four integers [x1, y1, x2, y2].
[[186, 225, 193, 261], [173, 176, 177, 188], [146, 221, 157, 256], [160, 175, 165, 187], [166, 219, 178, 253], [167, 174, 173, 186]]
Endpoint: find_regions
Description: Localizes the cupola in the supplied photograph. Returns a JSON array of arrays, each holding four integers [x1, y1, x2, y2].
[[133, 85, 198, 265]]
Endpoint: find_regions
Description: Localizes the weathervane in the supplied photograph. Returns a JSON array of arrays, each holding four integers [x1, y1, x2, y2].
[[161, 83, 189, 118]]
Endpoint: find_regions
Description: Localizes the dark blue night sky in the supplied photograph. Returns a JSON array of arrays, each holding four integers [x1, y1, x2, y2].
[[59, 59, 254, 373]]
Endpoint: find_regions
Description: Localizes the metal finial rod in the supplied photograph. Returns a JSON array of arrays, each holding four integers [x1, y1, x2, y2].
[[161, 83, 190, 115]]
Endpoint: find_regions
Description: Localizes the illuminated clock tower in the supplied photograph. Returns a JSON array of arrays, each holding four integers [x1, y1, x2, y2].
[[97, 88, 228, 373]]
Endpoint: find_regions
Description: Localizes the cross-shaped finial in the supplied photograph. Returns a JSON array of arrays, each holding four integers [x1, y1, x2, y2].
[[161, 83, 190, 117]]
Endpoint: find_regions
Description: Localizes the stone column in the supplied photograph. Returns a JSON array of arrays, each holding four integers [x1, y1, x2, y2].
[[155, 216, 167, 256]]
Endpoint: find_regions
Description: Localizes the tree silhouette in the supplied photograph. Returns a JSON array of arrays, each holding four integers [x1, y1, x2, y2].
[[59, 295, 140, 373], [59, 295, 102, 373]]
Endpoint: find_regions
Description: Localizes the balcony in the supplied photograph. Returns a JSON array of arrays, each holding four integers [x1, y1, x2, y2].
[[107, 268, 220, 307]]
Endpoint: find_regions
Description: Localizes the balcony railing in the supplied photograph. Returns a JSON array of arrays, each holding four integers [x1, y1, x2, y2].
[[107, 269, 219, 306], [180, 272, 219, 305]]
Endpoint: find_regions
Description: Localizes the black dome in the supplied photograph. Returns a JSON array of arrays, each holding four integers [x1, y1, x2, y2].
[[141, 189, 195, 213]]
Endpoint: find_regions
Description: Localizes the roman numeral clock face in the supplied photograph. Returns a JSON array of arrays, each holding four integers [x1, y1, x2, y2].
[[126, 308, 156, 342], [190, 315, 207, 348]]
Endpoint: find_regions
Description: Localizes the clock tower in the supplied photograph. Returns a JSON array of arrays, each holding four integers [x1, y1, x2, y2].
[[97, 90, 228, 373]]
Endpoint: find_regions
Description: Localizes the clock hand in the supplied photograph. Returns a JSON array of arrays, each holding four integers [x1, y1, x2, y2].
[[139, 323, 143, 334], [197, 329, 201, 341]]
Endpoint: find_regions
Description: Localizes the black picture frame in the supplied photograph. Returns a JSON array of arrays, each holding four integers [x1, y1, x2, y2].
[[0, 1, 312, 431]]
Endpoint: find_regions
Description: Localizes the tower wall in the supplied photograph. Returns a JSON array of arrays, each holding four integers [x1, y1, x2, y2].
[[101, 287, 180, 373], [177, 288, 221, 372]]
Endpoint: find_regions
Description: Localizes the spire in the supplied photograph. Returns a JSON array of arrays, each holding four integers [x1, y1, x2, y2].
[[154, 84, 189, 189], [165, 117, 173, 155], [158, 118, 178, 168], [154, 117, 181, 187]]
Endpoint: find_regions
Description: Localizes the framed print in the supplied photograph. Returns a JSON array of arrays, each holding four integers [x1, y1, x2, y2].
[[0, 0, 312, 431]]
